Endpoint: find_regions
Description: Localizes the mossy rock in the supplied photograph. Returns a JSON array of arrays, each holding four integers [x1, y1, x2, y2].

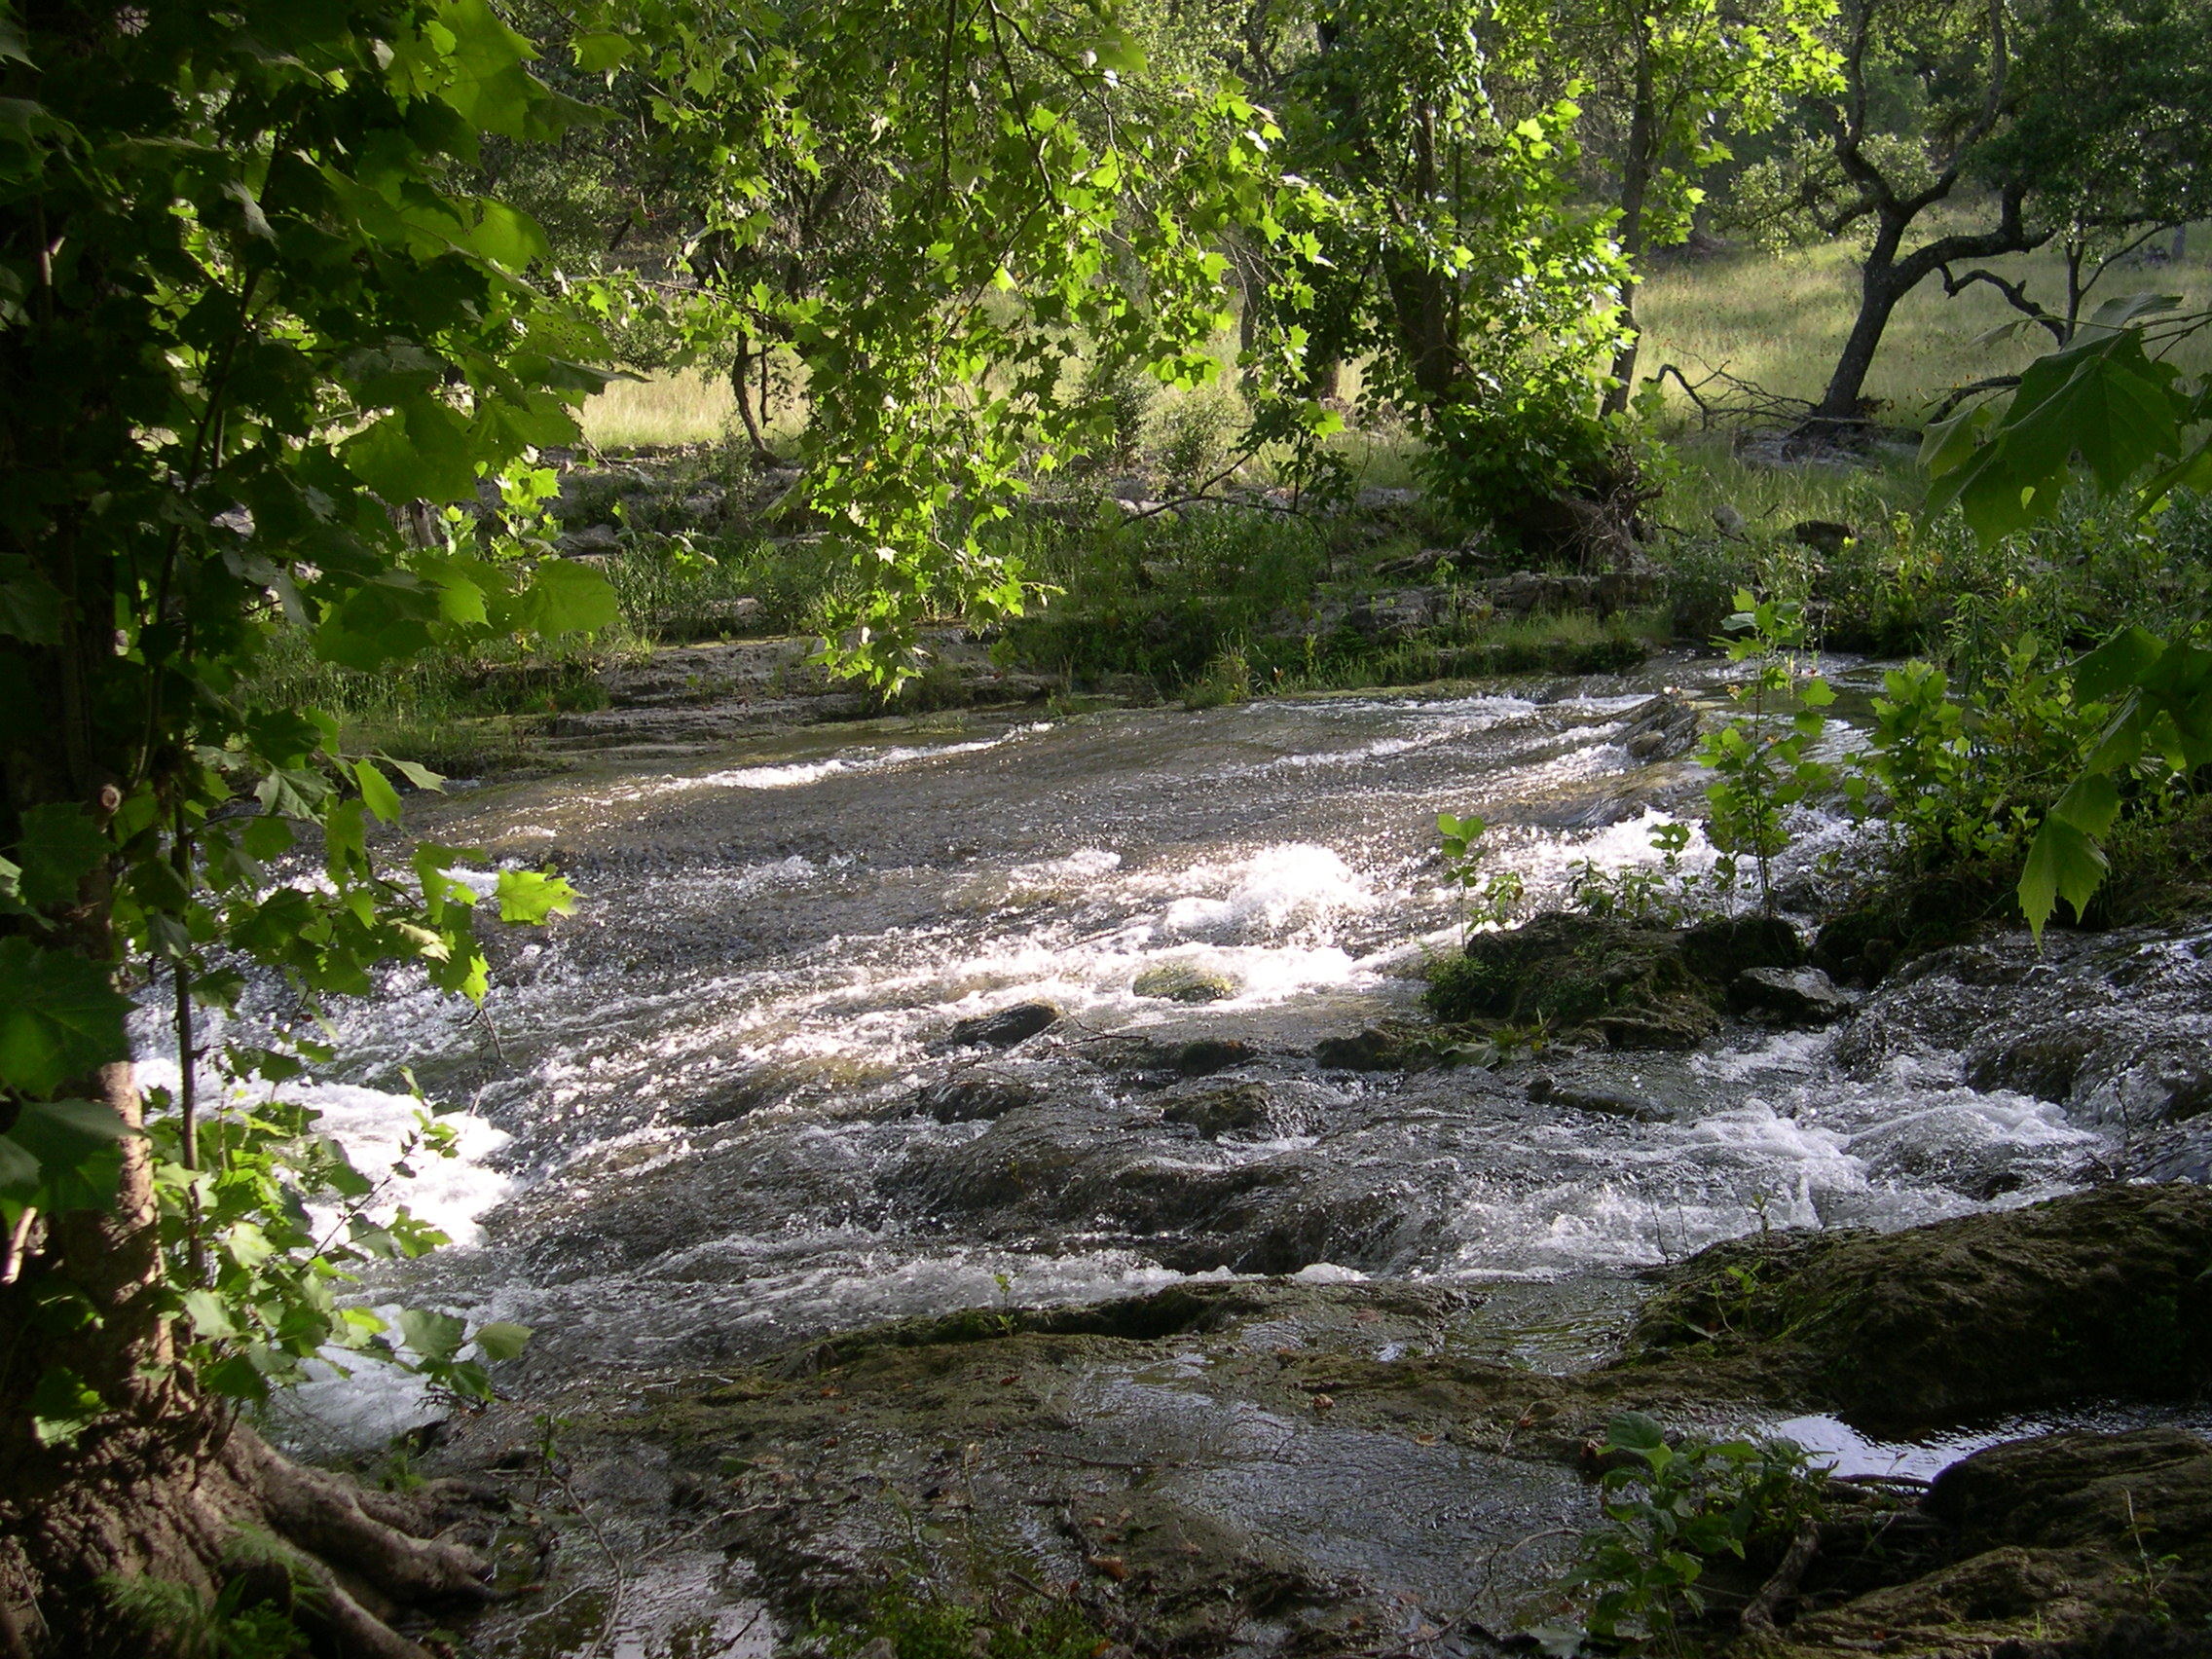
[[1424, 911, 1802, 1049], [1625, 1182, 2212, 1426], [1132, 962, 1237, 1003]]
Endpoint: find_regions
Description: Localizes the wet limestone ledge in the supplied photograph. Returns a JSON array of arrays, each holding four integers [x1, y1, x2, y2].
[[585, 1185, 2212, 1656]]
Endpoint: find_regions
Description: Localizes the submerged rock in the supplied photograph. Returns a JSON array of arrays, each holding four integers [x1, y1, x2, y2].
[[1131, 962, 1237, 1004], [1618, 691, 1701, 761], [1161, 1083, 1272, 1140], [911, 1072, 1039, 1124], [1526, 1073, 1666, 1121], [1312, 1025, 1411, 1070], [1426, 911, 1804, 1049]]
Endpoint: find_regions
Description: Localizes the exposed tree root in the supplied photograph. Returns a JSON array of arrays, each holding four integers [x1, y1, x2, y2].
[[1, 1408, 512, 1659]]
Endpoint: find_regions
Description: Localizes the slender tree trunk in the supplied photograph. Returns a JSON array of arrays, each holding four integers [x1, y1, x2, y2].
[[0, 527, 507, 1659], [1604, 32, 1657, 418], [731, 339, 775, 462]]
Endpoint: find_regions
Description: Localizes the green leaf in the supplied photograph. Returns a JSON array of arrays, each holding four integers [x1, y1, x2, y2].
[[13, 803, 109, 908], [473, 1320, 531, 1360], [1605, 1412, 1668, 1456], [354, 758, 402, 825], [182, 1288, 240, 1341], [30, 1366, 103, 1446], [494, 867, 577, 924], [387, 757, 446, 792], [0, 938, 131, 1097], [342, 407, 482, 506], [516, 558, 619, 637], [2018, 815, 2109, 941], [0, 555, 63, 645], [200, 1353, 270, 1401], [0, 1095, 131, 1204], [2073, 625, 2164, 703], [399, 1307, 466, 1362], [572, 30, 634, 70]]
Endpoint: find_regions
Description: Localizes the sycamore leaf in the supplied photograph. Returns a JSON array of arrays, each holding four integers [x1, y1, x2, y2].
[[494, 867, 577, 924], [0, 1095, 133, 1204], [399, 1307, 466, 1362], [572, 30, 633, 70], [2019, 815, 2109, 941], [516, 558, 618, 637], [354, 758, 402, 825], [473, 1320, 531, 1360], [12, 803, 109, 908], [0, 938, 131, 1097]]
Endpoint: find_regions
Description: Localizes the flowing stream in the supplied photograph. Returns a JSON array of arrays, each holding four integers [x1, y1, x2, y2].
[[190, 651, 2157, 1649]]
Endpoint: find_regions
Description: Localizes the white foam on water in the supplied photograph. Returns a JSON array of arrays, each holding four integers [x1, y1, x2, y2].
[[648, 728, 1040, 796], [1149, 843, 1381, 940]]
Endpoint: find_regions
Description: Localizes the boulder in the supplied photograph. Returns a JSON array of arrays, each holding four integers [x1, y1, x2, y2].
[[1626, 1182, 2212, 1424], [940, 1002, 1060, 1051], [1425, 911, 1804, 1050], [1730, 965, 1858, 1025]]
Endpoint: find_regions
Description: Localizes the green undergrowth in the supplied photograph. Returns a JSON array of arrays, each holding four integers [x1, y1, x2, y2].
[[799, 1587, 1112, 1659], [1656, 478, 2212, 671]]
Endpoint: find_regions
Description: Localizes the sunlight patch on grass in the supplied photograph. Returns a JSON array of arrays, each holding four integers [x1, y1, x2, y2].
[[1636, 229, 2212, 424], [578, 369, 737, 450]]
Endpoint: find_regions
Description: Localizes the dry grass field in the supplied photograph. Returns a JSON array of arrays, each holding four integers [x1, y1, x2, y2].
[[575, 227, 2212, 481]]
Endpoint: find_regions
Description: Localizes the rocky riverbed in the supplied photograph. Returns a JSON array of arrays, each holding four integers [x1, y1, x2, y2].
[[207, 651, 2212, 1658]]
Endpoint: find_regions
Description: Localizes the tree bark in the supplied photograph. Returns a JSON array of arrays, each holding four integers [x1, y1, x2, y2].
[[1604, 27, 1657, 418]]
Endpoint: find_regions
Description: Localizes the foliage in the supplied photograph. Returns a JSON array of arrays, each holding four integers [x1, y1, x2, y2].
[[1437, 812, 1527, 943], [1698, 590, 1835, 912], [1921, 306, 2212, 937], [1568, 820, 1739, 925], [1273, 0, 1630, 525], [1542, 1412, 1825, 1652], [576, 0, 1315, 689], [101, 1529, 322, 1658], [1718, 0, 2212, 416], [0, 0, 648, 1457]]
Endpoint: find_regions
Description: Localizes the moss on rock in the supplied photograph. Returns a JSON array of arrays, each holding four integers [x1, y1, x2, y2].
[[1626, 1182, 2212, 1425], [1424, 911, 1803, 1049]]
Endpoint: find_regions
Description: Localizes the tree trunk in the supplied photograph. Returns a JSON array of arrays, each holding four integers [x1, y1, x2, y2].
[[1603, 30, 1657, 419], [0, 1056, 507, 1657], [1, 609, 507, 1657], [1815, 213, 1910, 424]]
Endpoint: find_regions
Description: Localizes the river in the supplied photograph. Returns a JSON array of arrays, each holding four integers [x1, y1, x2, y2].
[[192, 650, 2142, 1651]]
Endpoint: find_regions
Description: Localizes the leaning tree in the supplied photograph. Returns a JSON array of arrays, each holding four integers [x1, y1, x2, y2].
[[1731, 0, 2212, 424]]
